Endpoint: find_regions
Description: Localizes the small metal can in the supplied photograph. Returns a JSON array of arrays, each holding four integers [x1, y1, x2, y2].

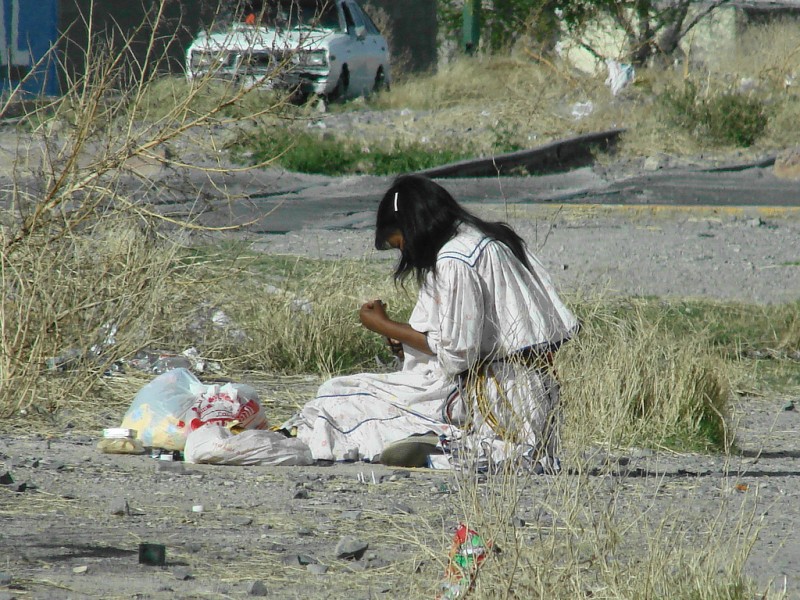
[[138, 543, 166, 566]]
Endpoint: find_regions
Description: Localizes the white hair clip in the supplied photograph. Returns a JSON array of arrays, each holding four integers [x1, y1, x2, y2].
[[393, 191, 399, 212]]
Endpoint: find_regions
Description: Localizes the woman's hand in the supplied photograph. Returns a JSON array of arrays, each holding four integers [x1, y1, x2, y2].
[[387, 337, 405, 361], [359, 299, 391, 336], [359, 299, 433, 356]]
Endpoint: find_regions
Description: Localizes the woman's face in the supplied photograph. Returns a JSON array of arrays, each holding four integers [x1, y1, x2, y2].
[[386, 231, 405, 251]]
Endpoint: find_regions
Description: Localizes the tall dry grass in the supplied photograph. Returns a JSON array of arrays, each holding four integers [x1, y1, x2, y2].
[[559, 300, 732, 452], [439, 458, 764, 599], [0, 0, 295, 419]]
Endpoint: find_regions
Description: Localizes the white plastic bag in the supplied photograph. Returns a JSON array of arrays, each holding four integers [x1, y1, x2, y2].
[[120, 368, 200, 450], [605, 59, 635, 96], [184, 425, 314, 466]]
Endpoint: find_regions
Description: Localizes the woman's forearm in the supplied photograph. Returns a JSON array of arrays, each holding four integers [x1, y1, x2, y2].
[[373, 321, 433, 356]]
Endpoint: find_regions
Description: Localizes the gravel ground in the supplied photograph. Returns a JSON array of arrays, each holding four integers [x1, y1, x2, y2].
[[257, 203, 800, 305], [1, 392, 799, 599], [2, 202, 799, 599]]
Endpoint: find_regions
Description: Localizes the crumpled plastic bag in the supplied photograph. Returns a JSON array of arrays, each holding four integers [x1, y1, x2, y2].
[[121, 368, 200, 450], [187, 382, 268, 432], [605, 59, 635, 96], [184, 425, 314, 466]]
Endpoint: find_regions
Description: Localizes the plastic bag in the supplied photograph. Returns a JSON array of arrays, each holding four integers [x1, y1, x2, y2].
[[120, 368, 200, 450], [188, 382, 268, 432], [184, 425, 314, 466]]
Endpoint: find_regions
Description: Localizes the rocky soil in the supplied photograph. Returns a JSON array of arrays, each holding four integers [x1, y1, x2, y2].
[[2, 389, 800, 599], [1, 106, 800, 599]]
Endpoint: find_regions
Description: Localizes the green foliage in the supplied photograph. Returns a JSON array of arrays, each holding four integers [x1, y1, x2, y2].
[[438, 0, 559, 53], [244, 129, 471, 175], [660, 81, 769, 148]]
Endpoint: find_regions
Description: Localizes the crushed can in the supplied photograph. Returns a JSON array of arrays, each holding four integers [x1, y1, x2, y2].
[[437, 524, 492, 599]]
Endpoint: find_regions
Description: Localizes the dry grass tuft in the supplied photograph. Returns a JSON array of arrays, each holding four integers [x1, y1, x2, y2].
[[560, 298, 732, 452]]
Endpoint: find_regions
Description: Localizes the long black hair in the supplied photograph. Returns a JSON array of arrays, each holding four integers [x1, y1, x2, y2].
[[375, 174, 532, 285]]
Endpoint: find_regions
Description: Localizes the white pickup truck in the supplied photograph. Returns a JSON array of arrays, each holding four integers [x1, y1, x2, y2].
[[185, 0, 391, 101]]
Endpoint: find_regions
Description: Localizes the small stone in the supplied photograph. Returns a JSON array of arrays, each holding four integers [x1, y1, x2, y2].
[[390, 503, 414, 515], [297, 527, 313, 536], [341, 510, 362, 521], [293, 489, 309, 500], [643, 155, 662, 171], [774, 146, 800, 181], [347, 559, 368, 572], [72, 565, 88, 574], [156, 461, 185, 474], [185, 542, 203, 554], [109, 498, 130, 516], [307, 563, 328, 575], [173, 566, 192, 580], [783, 400, 795, 412], [511, 516, 526, 528], [746, 217, 765, 228], [0, 571, 10, 585], [368, 557, 391, 569], [282, 554, 317, 567], [247, 579, 269, 596], [335, 536, 369, 560], [0, 472, 13, 485], [233, 516, 253, 526]]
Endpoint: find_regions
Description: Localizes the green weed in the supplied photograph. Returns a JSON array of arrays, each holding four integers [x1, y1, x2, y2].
[[659, 81, 769, 148], [243, 128, 471, 175]]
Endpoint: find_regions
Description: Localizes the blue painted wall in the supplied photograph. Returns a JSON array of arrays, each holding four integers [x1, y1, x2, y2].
[[1, 0, 60, 96]]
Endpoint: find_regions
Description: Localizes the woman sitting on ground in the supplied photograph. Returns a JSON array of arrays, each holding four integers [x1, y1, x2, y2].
[[283, 174, 578, 471]]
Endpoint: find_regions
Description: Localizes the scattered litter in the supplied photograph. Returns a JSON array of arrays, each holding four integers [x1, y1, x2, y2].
[[192, 504, 204, 513], [97, 428, 144, 455], [605, 59, 635, 96], [570, 101, 594, 120], [735, 483, 749, 493], [120, 368, 200, 450], [438, 524, 494, 599], [72, 565, 89, 574], [356, 470, 377, 484]]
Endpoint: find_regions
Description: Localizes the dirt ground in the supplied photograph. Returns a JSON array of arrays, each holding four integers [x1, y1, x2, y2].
[[1, 382, 799, 599], [2, 111, 800, 598], [1, 199, 799, 599]]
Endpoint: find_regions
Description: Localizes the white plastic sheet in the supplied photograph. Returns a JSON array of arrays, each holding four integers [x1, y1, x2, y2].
[[184, 426, 314, 466]]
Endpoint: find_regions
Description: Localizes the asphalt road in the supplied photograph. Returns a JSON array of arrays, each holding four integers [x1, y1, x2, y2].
[[181, 161, 800, 234]]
